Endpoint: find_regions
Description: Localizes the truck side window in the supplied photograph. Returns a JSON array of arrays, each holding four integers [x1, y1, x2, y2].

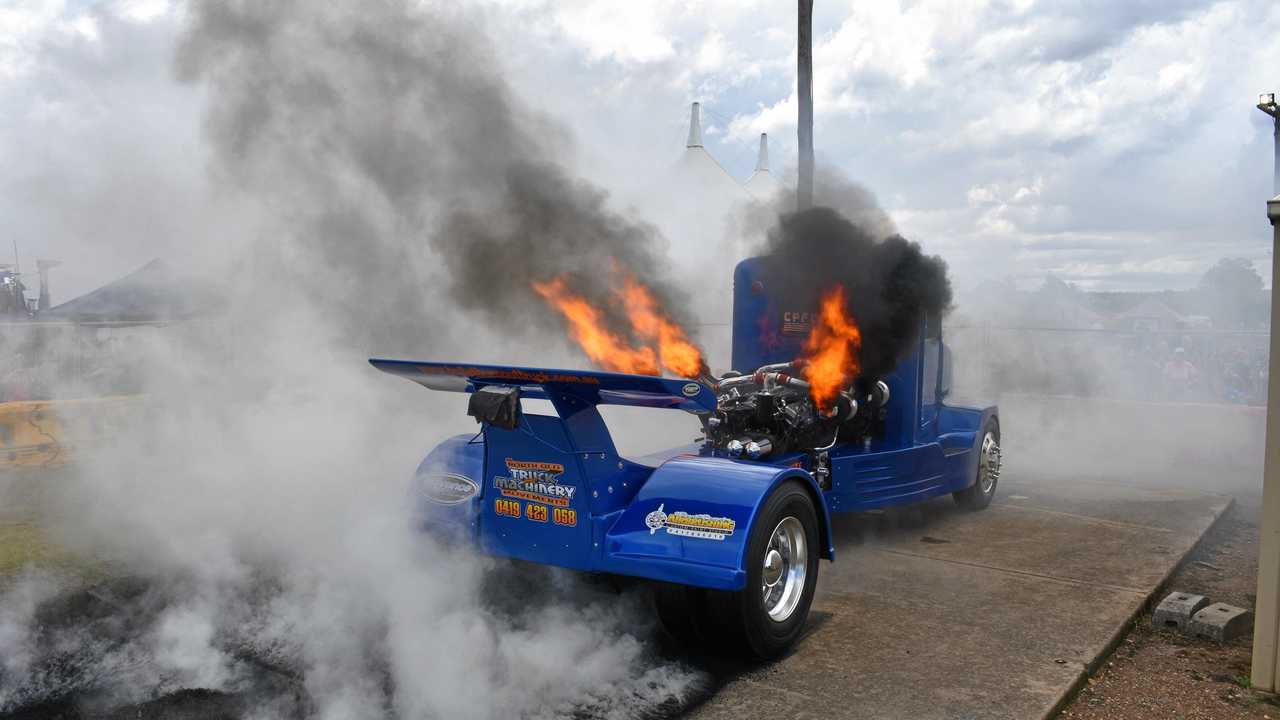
[[932, 311, 953, 398], [922, 340, 938, 405], [922, 312, 942, 407], [925, 311, 941, 340]]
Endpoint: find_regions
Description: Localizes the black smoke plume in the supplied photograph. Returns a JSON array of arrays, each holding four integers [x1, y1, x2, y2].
[[436, 161, 693, 336], [758, 205, 952, 379], [175, 0, 688, 358]]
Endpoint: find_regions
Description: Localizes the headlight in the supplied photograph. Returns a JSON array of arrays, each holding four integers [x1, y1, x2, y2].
[[745, 438, 773, 459]]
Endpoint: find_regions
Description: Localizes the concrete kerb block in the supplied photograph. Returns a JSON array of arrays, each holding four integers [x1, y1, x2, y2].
[[1152, 591, 1209, 631], [1188, 603, 1253, 642]]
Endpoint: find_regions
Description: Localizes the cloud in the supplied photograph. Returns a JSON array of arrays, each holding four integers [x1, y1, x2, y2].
[[549, 1, 678, 65], [3, 0, 1278, 304], [707, 0, 1280, 290], [0, 1, 208, 302]]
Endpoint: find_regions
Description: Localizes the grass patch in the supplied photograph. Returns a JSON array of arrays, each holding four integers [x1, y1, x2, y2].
[[0, 521, 102, 584], [0, 522, 60, 573]]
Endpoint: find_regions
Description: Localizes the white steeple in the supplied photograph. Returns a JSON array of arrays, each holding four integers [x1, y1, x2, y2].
[[686, 102, 703, 148], [744, 132, 783, 200]]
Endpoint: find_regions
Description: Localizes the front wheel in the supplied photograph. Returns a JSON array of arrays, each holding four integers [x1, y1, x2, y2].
[[954, 418, 1001, 510], [705, 480, 820, 659]]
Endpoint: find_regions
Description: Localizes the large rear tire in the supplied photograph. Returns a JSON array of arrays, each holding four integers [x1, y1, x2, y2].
[[954, 418, 1001, 510], [704, 480, 820, 659], [652, 582, 707, 644]]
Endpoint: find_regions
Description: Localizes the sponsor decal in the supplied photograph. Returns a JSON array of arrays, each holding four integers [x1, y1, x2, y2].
[[552, 507, 577, 527], [417, 365, 601, 385], [498, 501, 576, 527], [493, 458, 577, 507], [644, 503, 736, 541], [421, 473, 479, 505], [681, 382, 702, 397], [525, 503, 548, 523], [780, 311, 813, 337]]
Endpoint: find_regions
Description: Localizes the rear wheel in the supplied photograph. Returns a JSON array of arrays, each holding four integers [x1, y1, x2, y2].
[[705, 481, 820, 659], [954, 418, 1001, 510], [652, 582, 706, 644]]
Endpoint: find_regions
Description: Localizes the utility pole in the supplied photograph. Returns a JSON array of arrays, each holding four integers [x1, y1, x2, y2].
[[797, 0, 814, 210], [1254, 94, 1280, 692], [1261, 93, 1279, 196], [1251, 192, 1280, 691]]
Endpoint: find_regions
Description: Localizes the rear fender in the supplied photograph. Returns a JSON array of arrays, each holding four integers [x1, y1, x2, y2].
[[410, 433, 485, 542], [603, 456, 834, 591]]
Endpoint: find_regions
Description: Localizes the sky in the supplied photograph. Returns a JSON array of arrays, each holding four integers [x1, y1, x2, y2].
[[1, 0, 1278, 302]]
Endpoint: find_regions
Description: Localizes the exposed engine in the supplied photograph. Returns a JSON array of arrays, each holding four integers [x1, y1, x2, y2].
[[700, 361, 891, 464]]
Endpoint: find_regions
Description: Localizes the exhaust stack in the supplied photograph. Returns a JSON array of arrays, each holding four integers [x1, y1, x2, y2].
[[797, 0, 814, 209]]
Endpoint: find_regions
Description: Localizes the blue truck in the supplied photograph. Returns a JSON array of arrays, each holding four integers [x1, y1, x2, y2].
[[371, 256, 1000, 658]]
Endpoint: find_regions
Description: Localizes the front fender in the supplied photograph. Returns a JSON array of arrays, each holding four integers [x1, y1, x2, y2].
[[601, 456, 834, 591], [938, 404, 999, 492]]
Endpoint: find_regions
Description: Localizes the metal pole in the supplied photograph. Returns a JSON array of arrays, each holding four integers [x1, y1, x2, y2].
[[1273, 115, 1279, 197], [1252, 194, 1280, 690], [797, 0, 814, 210], [1260, 95, 1279, 197]]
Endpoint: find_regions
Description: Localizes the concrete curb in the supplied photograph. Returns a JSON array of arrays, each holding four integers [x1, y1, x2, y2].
[[1045, 495, 1236, 719]]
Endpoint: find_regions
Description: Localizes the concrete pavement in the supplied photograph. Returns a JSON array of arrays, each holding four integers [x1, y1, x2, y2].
[[685, 475, 1232, 720], [0, 431, 1241, 719]]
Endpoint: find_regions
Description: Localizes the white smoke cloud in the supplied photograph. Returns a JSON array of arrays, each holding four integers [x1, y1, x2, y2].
[[0, 1, 709, 716]]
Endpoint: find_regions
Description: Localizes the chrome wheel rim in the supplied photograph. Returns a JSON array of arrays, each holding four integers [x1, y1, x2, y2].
[[978, 431, 1001, 494], [762, 516, 807, 622]]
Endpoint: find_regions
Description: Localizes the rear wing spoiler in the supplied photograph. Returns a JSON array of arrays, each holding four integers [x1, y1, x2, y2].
[[368, 359, 716, 412]]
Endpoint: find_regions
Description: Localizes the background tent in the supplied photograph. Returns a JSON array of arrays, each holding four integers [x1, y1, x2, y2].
[[41, 259, 217, 324]]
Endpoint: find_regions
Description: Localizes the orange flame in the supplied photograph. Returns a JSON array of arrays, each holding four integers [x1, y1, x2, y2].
[[800, 285, 861, 411], [531, 269, 707, 379], [531, 276, 660, 375], [617, 275, 708, 379]]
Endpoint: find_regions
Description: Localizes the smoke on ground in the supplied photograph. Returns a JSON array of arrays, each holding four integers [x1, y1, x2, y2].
[[1, 0, 710, 717]]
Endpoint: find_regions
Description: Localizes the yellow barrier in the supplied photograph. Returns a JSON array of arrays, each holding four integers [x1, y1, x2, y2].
[[0, 397, 141, 470]]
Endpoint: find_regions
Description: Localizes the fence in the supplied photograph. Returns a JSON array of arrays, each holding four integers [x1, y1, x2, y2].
[[946, 324, 1270, 406], [3, 317, 1271, 415], [694, 320, 1270, 407], [0, 321, 166, 403]]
